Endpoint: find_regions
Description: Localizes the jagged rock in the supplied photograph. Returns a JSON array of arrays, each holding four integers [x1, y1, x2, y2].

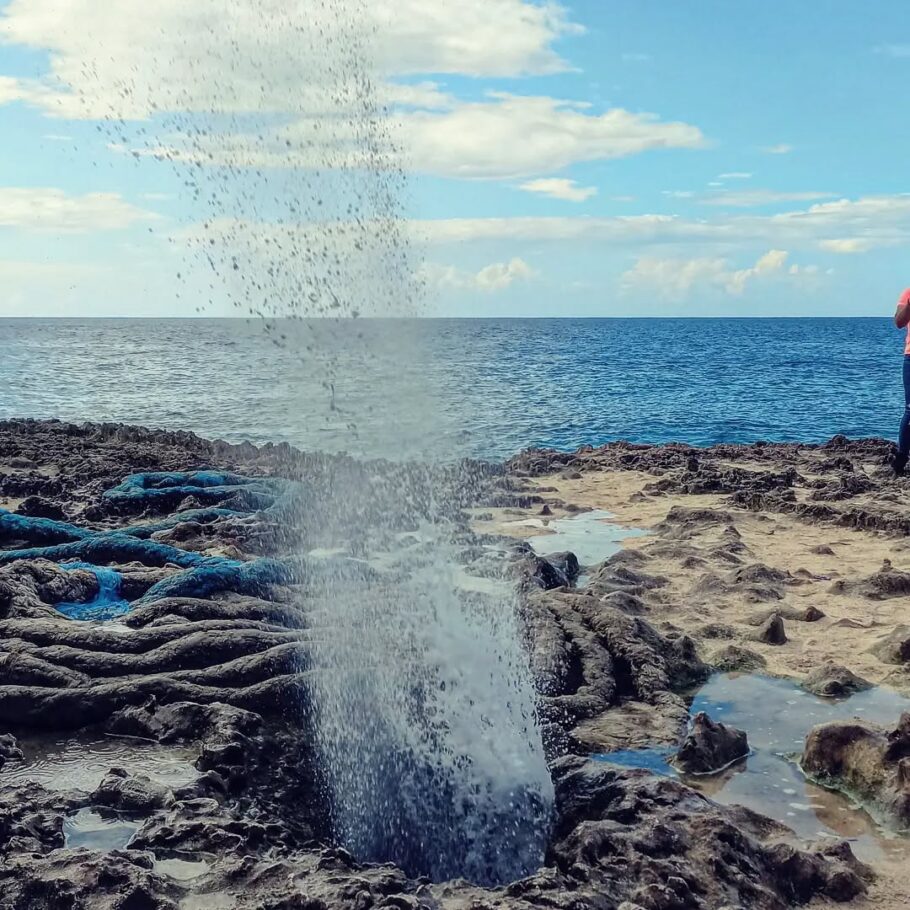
[[802, 712, 910, 826], [526, 554, 571, 590], [803, 662, 873, 698], [699, 621, 736, 639], [106, 698, 262, 744], [832, 561, 910, 600], [91, 768, 175, 812], [15, 495, 67, 520], [599, 590, 648, 614], [0, 850, 178, 910], [588, 562, 669, 596], [709, 644, 768, 672], [747, 604, 825, 625], [869, 624, 910, 664], [751, 612, 787, 645], [0, 782, 81, 854], [0, 732, 23, 767], [0, 421, 885, 909], [545, 550, 580, 584], [674, 712, 750, 774], [546, 757, 867, 909]]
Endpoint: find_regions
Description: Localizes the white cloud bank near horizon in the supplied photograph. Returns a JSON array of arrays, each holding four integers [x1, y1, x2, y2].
[[0, 187, 157, 232], [419, 257, 537, 294], [0, 0, 907, 317], [622, 249, 826, 302]]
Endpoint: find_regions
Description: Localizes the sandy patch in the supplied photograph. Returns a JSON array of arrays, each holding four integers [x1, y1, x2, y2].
[[490, 467, 910, 692]]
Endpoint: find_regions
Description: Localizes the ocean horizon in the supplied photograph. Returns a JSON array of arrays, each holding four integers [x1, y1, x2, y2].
[[3, 316, 905, 460]]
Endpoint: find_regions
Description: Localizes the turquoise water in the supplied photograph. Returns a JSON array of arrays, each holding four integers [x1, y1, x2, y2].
[[55, 563, 130, 621], [596, 674, 910, 860], [0, 317, 904, 459]]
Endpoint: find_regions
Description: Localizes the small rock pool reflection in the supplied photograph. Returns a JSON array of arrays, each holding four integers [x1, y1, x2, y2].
[[1, 733, 200, 792], [64, 807, 140, 851], [596, 673, 910, 863]]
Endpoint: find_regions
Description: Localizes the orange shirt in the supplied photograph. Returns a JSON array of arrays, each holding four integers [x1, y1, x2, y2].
[[902, 289, 910, 354]]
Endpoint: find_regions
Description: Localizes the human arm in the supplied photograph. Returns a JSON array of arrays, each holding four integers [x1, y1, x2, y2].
[[895, 289, 910, 329]]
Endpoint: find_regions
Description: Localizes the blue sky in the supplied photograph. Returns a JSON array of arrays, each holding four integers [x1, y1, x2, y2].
[[0, 0, 908, 317]]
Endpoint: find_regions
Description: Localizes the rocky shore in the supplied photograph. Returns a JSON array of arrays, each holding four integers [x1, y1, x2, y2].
[[1, 420, 907, 909]]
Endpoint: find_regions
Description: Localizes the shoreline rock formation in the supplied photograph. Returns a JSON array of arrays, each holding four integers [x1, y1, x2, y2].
[[0, 419, 894, 909]]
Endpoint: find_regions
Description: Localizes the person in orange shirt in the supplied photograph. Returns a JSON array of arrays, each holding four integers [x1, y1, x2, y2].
[[893, 288, 910, 475]]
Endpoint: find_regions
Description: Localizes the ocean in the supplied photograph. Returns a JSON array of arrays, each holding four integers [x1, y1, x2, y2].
[[1, 317, 904, 461]]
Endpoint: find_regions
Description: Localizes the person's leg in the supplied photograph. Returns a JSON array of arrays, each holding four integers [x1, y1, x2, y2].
[[896, 356, 910, 474]]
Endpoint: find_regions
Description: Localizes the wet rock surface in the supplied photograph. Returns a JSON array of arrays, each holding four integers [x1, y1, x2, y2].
[[802, 712, 910, 831], [804, 662, 873, 698], [0, 421, 883, 909], [674, 711, 750, 774]]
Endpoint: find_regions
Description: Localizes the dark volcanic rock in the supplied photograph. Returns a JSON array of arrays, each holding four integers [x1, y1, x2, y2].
[[15, 495, 67, 520], [0, 850, 178, 910], [709, 644, 768, 672], [588, 562, 669, 597], [546, 757, 867, 910], [545, 550, 580, 583], [748, 604, 825, 625], [869, 624, 910, 665], [802, 712, 910, 827], [0, 420, 880, 910], [803, 662, 873, 698], [91, 768, 175, 812], [0, 732, 22, 767], [751, 612, 788, 645], [832, 561, 910, 600], [526, 554, 571, 590], [106, 698, 262, 745], [674, 712, 750, 774]]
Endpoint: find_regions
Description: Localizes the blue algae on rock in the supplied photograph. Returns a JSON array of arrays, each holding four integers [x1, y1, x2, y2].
[[0, 470, 307, 622], [55, 563, 131, 621]]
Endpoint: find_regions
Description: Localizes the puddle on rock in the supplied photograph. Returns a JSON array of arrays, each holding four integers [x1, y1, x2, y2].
[[595, 673, 910, 863], [179, 895, 238, 910], [1, 733, 200, 791], [56, 563, 131, 621], [64, 807, 140, 851], [507, 509, 648, 572], [154, 855, 213, 881]]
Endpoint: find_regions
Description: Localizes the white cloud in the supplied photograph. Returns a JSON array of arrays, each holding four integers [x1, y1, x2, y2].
[[419, 257, 537, 292], [819, 238, 876, 254], [122, 93, 706, 181], [0, 0, 704, 187], [0, 0, 581, 120], [702, 189, 835, 207], [0, 187, 157, 232], [518, 178, 597, 202], [761, 144, 794, 155], [718, 172, 752, 180], [622, 249, 822, 301], [42, 133, 72, 141], [412, 194, 910, 252], [663, 190, 695, 199], [397, 95, 705, 179], [384, 82, 452, 110], [874, 44, 910, 58]]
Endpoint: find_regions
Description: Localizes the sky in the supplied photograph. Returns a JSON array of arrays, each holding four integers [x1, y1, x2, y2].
[[0, 0, 908, 318]]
